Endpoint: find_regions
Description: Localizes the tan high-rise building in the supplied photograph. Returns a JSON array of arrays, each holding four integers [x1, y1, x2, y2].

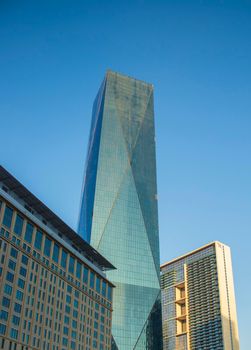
[[0, 166, 115, 350], [161, 241, 239, 350]]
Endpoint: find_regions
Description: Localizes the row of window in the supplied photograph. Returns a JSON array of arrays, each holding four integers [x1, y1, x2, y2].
[[0, 232, 112, 315], [0, 238, 111, 350], [0, 203, 112, 301]]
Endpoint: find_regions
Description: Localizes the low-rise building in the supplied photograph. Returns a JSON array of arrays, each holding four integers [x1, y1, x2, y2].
[[0, 166, 115, 350]]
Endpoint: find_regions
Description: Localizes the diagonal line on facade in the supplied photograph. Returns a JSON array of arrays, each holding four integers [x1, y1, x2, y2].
[[96, 89, 160, 283], [96, 87, 153, 251], [132, 290, 161, 350], [128, 91, 161, 280]]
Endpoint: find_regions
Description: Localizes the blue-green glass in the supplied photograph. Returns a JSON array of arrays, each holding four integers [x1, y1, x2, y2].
[[83, 266, 89, 284], [44, 237, 52, 257], [34, 230, 43, 251], [13, 214, 24, 236], [61, 249, 68, 269], [52, 243, 59, 263], [3, 206, 13, 229], [68, 256, 75, 275], [24, 222, 34, 244], [78, 71, 162, 349]]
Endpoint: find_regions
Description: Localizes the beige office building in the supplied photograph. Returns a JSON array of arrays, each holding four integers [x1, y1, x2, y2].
[[0, 166, 114, 350], [161, 241, 239, 350]]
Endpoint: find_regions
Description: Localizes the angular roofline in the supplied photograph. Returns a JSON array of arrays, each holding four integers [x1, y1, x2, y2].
[[105, 69, 154, 88], [0, 165, 115, 271], [160, 241, 228, 269]]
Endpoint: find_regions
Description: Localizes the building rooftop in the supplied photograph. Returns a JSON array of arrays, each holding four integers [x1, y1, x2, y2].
[[0, 165, 115, 271], [106, 69, 154, 88], [160, 241, 227, 269]]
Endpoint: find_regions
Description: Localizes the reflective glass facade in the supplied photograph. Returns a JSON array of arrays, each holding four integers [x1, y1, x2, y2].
[[78, 71, 162, 349]]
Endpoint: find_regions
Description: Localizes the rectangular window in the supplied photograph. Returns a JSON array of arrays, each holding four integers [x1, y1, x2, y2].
[[68, 256, 75, 275], [12, 315, 20, 326], [90, 272, 95, 289], [16, 290, 23, 301], [52, 243, 59, 263], [107, 285, 112, 301], [0, 323, 6, 335], [71, 330, 76, 339], [17, 279, 25, 289], [8, 260, 16, 271], [63, 326, 69, 335], [0, 310, 8, 321], [102, 281, 106, 297], [10, 328, 18, 339], [4, 284, 12, 296], [14, 214, 24, 236], [61, 250, 68, 269], [2, 297, 10, 308], [24, 223, 34, 243], [34, 230, 43, 250], [14, 303, 22, 313], [10, 247, 18, 259], [65, 305, 70, 314], [76, 261, 81, 279], [83, 266, 89, 284], [19, 267, 27, 277], [96, 277, 101, 293], [44, 237, 52, 257], [21, 255, 28, 265], [6, 272, 14, 283], [2, 206, 13, 228]]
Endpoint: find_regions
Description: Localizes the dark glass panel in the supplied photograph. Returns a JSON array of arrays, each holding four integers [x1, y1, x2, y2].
[[90, 271, 95, 289], [13, 214, 24, 236], [76, 261, 81, 279], [61, 249, 68, 269], [44, 237, 52, 257], [68, 256, 75, 274], [3, 206, 13, 228], [52, 243, 59, 263], [96, 277, 101, 293], [83, 266, 89, 284], [34, 230, 43, 250], [24, 223, 34, 244]]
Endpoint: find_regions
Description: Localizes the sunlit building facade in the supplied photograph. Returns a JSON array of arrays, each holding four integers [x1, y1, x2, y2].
[[0, 166, 114, 350], [78, 71, 162, 349], [161, 242, 240, 350]]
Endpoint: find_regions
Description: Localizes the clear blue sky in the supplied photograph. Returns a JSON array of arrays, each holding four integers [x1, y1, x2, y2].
[[0, 0, 250, 347]]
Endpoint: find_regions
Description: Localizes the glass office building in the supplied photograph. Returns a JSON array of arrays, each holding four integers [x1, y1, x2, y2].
[[161, 242, 240, 350], [0, 166, 114, 350], [78, 71, 162, 349]]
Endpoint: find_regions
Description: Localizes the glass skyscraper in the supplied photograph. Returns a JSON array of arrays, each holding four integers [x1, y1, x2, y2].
[[78, 70, 162, 349]]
